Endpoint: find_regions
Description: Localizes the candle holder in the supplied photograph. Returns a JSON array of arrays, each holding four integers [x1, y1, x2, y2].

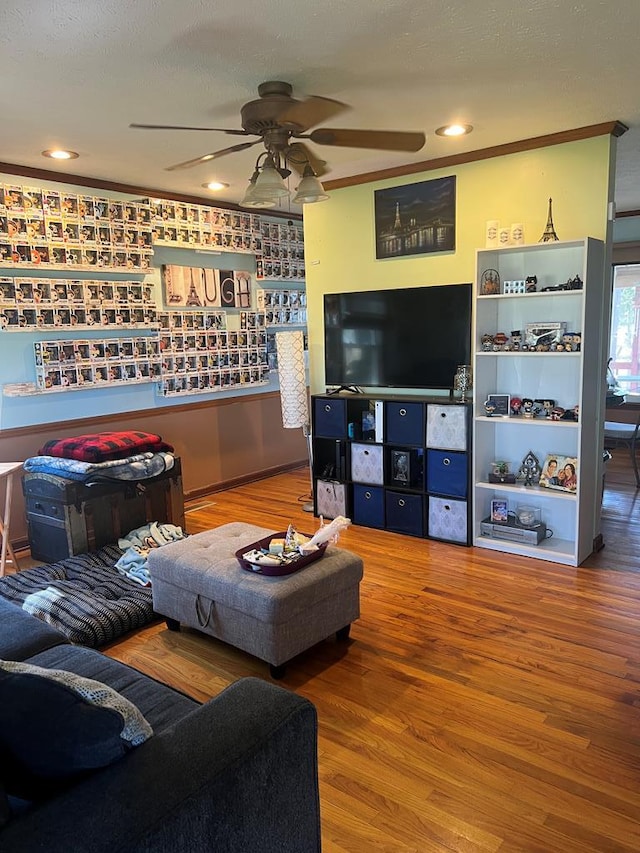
[[453, 364, 472, 402]]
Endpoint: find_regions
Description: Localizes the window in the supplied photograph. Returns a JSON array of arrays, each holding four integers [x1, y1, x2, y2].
[[609, 263, 640, 393]]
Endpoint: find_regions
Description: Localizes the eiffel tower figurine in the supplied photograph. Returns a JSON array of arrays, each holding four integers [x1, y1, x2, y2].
[[539, 197, 559, 242]]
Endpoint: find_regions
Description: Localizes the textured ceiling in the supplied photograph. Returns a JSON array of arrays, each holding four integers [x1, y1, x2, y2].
[[1, 0, 639, 212]]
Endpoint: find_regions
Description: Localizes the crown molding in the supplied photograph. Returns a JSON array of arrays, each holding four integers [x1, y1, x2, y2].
[[0, 161, 302, 221], [324, 121, 629, 191]]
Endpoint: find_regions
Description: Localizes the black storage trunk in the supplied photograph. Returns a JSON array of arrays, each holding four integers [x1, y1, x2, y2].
[[22, 458, 185, 563]]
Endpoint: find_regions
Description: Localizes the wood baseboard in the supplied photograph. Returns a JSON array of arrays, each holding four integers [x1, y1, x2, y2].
[[184, 459, 308, 501]]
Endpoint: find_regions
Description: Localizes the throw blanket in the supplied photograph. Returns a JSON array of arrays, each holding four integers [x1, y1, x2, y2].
[[115, 522, 187, 586], [0, 545, 154, 647], [23, 451, 174, 483], [38, 430, 174, 463]]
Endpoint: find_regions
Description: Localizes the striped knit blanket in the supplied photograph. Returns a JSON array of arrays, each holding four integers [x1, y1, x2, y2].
[[0, 546, 155, 647]]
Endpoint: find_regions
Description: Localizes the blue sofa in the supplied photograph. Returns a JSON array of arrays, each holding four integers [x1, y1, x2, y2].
[[0, 599, 322, 852]]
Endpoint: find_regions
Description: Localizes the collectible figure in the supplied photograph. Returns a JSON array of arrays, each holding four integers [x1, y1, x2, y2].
[[536, 399, 555, 418], [510, 396, 523, 416], [493, 331, 508, 350]]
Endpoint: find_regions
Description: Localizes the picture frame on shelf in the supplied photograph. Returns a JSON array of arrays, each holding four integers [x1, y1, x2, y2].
[[539, 455, 578, 493], [486, 393, 510, 417]]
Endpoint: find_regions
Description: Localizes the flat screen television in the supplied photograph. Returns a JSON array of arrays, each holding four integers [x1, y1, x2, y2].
[[324, 283, 472, 390]]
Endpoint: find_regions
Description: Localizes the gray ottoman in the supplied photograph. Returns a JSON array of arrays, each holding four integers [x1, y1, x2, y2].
[[148, 522, 363, 677]]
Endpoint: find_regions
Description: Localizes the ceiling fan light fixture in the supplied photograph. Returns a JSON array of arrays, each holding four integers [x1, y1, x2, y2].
[[251, 154, 290, 201], [292, 164, 329, 205], [435, 124, 473, 137], [42, 148, 79, 160], [241, 172, 276, 208]]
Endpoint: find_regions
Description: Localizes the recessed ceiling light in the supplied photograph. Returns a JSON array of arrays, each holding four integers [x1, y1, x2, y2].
[[435, 124, 473, 137], [201, 181, 229, 191], [41, 148, 79, 160]]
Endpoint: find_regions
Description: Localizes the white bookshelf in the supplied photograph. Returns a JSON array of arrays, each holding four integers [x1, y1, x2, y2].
[[472, 238, 607, 566]]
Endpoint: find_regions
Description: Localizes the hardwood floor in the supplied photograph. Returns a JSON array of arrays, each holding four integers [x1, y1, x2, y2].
[[103, 453, 640, 852]]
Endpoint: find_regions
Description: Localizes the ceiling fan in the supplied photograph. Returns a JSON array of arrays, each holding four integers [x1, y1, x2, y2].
[[130, 80, 426, 176]]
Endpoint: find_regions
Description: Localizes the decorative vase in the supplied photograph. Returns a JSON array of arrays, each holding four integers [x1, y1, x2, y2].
[[453, 365, 472, 402]]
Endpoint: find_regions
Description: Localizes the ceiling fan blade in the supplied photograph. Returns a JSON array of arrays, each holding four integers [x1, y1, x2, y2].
[[309, 128, 426, 152], [130, 123, 248, 135], [279, 95, 349, 132], [165, 140, 262, 171], [286, 142, 328, 177]]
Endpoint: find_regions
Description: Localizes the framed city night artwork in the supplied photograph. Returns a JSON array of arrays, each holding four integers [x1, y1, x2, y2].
[[374, 175, 456, 259]]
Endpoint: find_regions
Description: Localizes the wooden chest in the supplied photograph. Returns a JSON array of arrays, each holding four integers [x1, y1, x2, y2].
[[22, 458, 185, 563]]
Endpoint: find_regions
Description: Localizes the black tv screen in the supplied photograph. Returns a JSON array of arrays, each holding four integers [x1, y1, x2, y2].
[[324, 283, 472, 390]]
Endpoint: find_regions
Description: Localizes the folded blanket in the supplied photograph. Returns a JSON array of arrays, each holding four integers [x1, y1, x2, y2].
[[23, 451, 174, 483], [118, 521, 186, 551], [115, 522, 187, 585], [38, 431, 174, 463]]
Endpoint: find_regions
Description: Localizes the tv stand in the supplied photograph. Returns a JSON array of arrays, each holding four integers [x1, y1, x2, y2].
[[326, 385, 362, 395], [311, 392, 471, 545]]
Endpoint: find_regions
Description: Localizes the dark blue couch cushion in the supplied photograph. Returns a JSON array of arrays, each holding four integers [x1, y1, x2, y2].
[[0, 599, 68, 661], [0, 660, 152, 801], [27, 645, 199, 733]]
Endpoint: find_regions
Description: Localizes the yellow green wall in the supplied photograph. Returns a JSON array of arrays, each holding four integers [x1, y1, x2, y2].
[[303, 134, 615, 393]]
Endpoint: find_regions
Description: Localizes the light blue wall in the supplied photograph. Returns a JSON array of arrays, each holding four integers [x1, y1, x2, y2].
[[0, 171, 304, 429], [0, 244, 274, 429]]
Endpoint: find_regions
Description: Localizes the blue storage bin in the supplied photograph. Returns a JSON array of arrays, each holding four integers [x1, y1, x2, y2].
[[385, 401, 424, 445], [426, 449, 468, 498], [313, 397, 346, 438], [385, 491, 424, 536], [353, 484, 385, 529]]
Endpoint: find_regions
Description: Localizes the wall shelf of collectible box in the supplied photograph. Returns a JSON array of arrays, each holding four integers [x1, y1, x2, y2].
[[1, 185, 304, 281], [2, 305, 268, 397], [256, 287, 307, 327], [311, 393, 472, 545], [145, 200, 305, 282], [472, 237, 606, 567], [1, 181, 305, 397]]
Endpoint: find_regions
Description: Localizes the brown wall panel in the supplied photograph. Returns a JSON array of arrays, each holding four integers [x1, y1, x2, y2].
[[0, 392, 306, 548]]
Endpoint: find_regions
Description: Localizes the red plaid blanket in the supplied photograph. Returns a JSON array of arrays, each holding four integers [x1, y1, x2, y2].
[[38, 431, 174, 463]]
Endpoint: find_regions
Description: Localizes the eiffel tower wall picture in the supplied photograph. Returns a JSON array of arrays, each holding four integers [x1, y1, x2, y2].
[[374, 175, 456, 260], [161, 264, 227, 308]]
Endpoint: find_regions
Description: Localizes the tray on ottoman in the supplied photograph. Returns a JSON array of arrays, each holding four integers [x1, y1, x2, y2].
[[236, 531, 327, 575], [149, 521, 363, 677]]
